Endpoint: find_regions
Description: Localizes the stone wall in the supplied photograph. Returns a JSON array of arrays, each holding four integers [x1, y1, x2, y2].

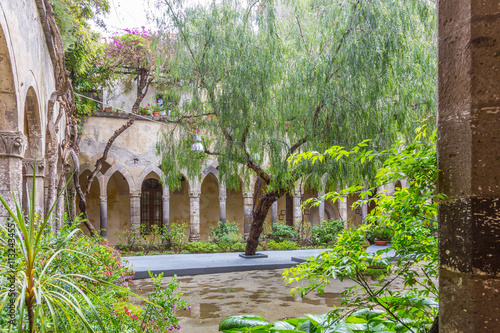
[[0, 0, 62, 221]]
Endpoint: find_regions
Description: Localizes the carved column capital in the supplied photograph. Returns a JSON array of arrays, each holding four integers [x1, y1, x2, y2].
[[22, 158, 46, 177], [0, 131, 27, 158], [99, 196, 107, 203], [189, 190, 201, 198], [243, 191, 254, 198], [130, 192, 141, 198]]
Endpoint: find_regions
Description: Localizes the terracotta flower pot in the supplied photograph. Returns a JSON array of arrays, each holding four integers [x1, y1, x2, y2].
[[374, 240, 389, 246], [153, 112, 160, 117]]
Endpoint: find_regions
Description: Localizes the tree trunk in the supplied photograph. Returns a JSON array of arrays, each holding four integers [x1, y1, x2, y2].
[[131, 73, 151, 113], [428, 315, 439, 333], [245, 194, 277, 255]]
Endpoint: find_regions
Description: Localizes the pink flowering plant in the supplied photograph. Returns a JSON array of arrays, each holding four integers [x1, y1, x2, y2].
[[100, 27, 174, 113], [139, 272, 189, 332]]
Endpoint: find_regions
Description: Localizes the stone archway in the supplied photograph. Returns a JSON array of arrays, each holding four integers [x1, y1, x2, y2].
[[106, 170, 131, 244], [0, 22, 25, 221], [200, 173, 219, 240], [170, 174, 190, 236], [77, 170, 100, 236], [22, 87, 44, 214]]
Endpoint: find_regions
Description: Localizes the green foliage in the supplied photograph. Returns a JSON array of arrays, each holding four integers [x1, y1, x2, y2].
[[311, 219, 345, 245], [185, 241, 219, 253], [284, 128, 440, 331], [371, 225, 394, 241], [219, 305, 438, 332], [267, 240, 298, 251], [139, 272, 189, 332], [163, 222, 189, 253], [156, 0, 437, 193], [268, 222, 297, 242], [210, 221, 242, 251], [50, 0, 111, 120]]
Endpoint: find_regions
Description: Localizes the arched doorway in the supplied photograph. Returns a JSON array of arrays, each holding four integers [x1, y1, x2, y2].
[[200, 173, 219, 240], [22, 87, 43, 214], [141, 178, 163, 233], [107, 171, 130, 244]]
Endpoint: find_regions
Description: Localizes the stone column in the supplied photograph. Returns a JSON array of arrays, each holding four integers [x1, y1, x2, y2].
[[0, 131, 26, 223], [318, 191, 325, 223], [130, 192, 141, 233], [438, 0, 500, 331], [99, 196, 107, 237], [22, 158, 45, 216], [271, 201, 278, 224], [219, 186, 226, 223], [292, 192, 302, 227], [243, 191, 254, 238], [162, 189, 170, 230], [338, 196, 348, 224], [189, 189, 201, 241]]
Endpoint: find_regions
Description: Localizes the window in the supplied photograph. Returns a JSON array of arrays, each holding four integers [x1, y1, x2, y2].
[[140, 179, 163, 233]]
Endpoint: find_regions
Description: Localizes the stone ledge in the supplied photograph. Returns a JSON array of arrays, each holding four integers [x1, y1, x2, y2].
[[239, 253, 269, 259]]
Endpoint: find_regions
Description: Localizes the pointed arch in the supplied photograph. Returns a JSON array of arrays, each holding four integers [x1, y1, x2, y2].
[[136, 165, 165, 189], [0, 11, 20, 131], [23, 86, 42, 158], [103, 163, 136, 194]]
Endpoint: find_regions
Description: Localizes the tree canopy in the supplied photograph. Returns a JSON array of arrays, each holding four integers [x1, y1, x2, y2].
[[155, 0, 436, 254]]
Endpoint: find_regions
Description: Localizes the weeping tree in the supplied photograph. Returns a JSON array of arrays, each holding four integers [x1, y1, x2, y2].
[[155, 0, 436, 255]]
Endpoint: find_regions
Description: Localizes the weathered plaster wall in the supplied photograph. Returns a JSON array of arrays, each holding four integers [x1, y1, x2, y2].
[[0, 0, 59, 145], [107, 172, 131, 244], [169, 178, 190, 228], [200, 173, 219, 240], [0, 0, 64, 221]]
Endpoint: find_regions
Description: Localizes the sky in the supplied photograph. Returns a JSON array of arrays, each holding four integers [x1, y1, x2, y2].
[[100, 0, 208, 35], [101, 0, 153, 35]]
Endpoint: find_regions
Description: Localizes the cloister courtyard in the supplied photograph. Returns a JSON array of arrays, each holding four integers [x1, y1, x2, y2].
[[0, 0, 498, 332]]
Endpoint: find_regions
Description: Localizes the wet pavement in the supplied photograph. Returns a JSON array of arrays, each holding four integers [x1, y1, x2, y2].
[[131, 268, 359, 332], [123, 246, 394, 279]]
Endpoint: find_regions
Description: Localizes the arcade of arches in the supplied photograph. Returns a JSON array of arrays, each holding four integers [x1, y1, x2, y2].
[[77, 157, 365, 244]]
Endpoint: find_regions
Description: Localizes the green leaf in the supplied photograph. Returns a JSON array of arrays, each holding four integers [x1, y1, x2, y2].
[[219, 315, 270, 331]]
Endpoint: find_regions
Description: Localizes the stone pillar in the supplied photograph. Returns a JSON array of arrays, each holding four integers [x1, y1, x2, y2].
[[292, 192, 302, 227], [99, 196, 107, 237], [338, 196, 348, 224], [189, 189, 201, 241], [219, 186, 226, 223], [318, 191, 325, 223], [271, 201, 278, 224], [243, 191, 254, 238], [0, 131, 26, 223], [162, 189, 170, 230], [438, 0, 500, 331], [130, 192, 141, 233], [22, 158, 45, 216]]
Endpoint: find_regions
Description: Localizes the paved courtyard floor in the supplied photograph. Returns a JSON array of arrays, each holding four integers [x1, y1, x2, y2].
[[123, 245, 394, 279], [131, 268, 359, 332]]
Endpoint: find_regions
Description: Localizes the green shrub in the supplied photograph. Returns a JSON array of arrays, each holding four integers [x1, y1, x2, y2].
[[210, 221, 242, 251], [228, 241, 246, 252], [311, 219, 345, 245], [372, 225, 394, 241], [269, 222, 297, 242], [185, 241, 219, 253], [268, 240, 298, 250], [163, 221, 189, 253]]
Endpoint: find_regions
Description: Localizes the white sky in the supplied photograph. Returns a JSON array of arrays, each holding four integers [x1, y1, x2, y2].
[[100, 0, 208, 35]]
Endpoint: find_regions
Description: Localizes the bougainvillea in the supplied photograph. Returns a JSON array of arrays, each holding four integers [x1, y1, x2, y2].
[[100, 27, 173, 113]]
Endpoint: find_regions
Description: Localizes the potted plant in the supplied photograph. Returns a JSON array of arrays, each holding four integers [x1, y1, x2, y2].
[[104, 106, 113, 112], [139, 106, 151, 116], [152, 105, 160, 117], [372, 226, 393, 246]]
